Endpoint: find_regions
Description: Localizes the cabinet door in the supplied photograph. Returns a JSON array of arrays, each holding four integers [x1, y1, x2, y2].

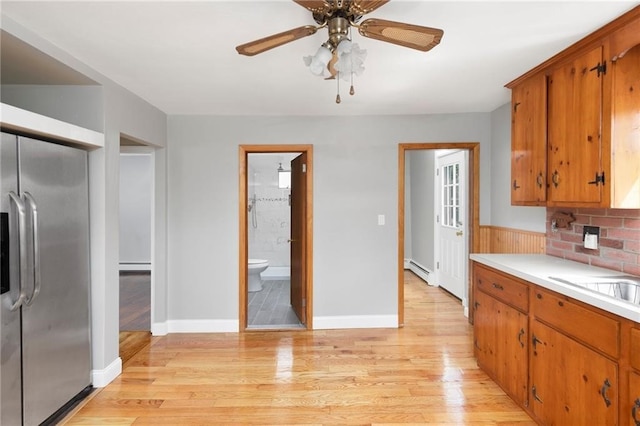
[[610, 43, 640, 208], [630, 371, 640, 426], [547, 46, 604, 205], [511, 73, 547, 205], [531, 320, 618, 425], [474, 290, 528, 406]]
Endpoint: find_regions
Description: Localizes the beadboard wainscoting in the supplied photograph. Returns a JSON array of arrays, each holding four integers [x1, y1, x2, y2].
[[477, 225, 546, 254]]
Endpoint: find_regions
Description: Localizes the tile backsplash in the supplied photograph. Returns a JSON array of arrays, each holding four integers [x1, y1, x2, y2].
[[546, 208, 640, 276]]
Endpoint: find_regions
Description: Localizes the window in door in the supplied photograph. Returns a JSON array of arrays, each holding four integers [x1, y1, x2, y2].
[[442, 162, 460, 228]]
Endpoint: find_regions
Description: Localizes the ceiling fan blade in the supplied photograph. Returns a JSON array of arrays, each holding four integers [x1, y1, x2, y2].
[[236, 26, 318, 56], [292, 0, 332, 15], [358, 18, 444, 52], [348, 0, 390, 16]]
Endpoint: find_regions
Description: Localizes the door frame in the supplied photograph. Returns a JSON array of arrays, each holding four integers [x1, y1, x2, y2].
[[398, 142, 480, 327], [238, 145, 314, 331]]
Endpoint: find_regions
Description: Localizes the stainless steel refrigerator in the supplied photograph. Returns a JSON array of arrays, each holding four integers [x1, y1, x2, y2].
[[1, 132, 92, 425]]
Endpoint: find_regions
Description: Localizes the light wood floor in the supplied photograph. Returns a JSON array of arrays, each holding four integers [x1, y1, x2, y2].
[[63, 271, 534, 425]]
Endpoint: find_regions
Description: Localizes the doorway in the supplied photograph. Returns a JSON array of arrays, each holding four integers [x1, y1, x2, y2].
[[434, 149, 469, 301], [239, 145, 313, 330], [398, 143, 480, 327], [118, 138, 154, 363]]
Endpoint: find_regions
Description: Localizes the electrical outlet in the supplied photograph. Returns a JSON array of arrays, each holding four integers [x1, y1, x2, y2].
[[583, 226, 600, 241], [583, 226, 600, 250]]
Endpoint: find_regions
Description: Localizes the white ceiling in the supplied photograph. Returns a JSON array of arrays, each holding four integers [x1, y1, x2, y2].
[[1, 1, 638, 116]]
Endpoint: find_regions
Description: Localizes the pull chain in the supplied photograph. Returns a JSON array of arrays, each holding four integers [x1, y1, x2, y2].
[[336, 71, 341, 103], [350, 72, 355, 96]]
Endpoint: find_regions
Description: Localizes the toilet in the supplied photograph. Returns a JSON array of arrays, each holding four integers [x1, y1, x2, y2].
[[248, 259, 269, 292]]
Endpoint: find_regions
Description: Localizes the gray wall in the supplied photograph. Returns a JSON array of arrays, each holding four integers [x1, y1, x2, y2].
[[167, 113, 492, 322], [407, 150, 436, 272], [490, 103, 546, 231], [119, 153, 152, 266], [1, 84, 104, 132]]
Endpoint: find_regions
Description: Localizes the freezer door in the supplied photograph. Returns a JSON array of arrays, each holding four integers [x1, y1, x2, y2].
[[18, 136, 92, 425], [0, 132, 22, 426]]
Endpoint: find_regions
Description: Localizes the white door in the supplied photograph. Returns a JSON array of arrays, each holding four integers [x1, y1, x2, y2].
[[435, 150, 467, 302]]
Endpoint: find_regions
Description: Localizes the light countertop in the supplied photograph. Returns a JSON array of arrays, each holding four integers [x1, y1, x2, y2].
[[469, 253, 640, 323]]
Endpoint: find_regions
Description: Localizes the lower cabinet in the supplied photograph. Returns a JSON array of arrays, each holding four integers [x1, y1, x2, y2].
[[530, 319, 618, 425], [474, 290, 528, 406], [630, 371, 640, 425], [472, 262, 640, 425]]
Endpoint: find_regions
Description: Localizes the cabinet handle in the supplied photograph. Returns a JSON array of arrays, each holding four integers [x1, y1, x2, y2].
[[512, 180, 521, 190], [517, 328, 525, 348], [532, 334, 542, 349], [492, 282, 504, 291], [532, 385, 544, 403], [513, 102, 521, 112], [551, 170, 560, 188], [587, 172, 605, 186], [632, 398, 640, 425], [601, 378, 612, 407], [536, 172, 544, 188]]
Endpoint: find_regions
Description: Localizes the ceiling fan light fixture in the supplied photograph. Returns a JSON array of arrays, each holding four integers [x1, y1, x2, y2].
[[303, 43, 333, 77], [237, 1, 444, 103], [335, 40, 366, 82]]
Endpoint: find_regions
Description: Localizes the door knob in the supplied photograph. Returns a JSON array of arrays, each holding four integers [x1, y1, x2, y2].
[[288, 239, 296, 243], [456, 231, 463, 236]]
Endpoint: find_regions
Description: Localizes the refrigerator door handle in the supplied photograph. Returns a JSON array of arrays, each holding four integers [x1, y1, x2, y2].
[[23, 192, 41, 306], [8, 191, 27, 311]]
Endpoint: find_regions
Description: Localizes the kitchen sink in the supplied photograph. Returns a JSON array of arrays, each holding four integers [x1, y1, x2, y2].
[[548, 275, 640, 305]]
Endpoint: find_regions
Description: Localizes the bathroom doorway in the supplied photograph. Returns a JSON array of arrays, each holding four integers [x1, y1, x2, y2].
[[239, 145, 313, 330], [398, 143, 480, 327]]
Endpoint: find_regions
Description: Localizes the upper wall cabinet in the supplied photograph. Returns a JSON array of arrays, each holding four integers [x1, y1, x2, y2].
[[511, 73, 547, 206], [507, 6, 640, 208], [547, 46, 604, 205]]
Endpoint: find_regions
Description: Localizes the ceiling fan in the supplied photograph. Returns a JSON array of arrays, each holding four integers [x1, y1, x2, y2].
[[235, 0, 444, 102]]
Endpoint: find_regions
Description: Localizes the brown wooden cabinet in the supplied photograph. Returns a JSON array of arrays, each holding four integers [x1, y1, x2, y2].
[[472, 261, 640, 425], [530, 319, 618, 425], [630, 371, 640, 425], [608, 41, 640, 208], [547, 45, 604, 205], [511, 73, 547, 205], [630, 328, 640, 426], [507, 6, 640, 208], [474, 290, 528, 406], [473, 264, 529, 406]]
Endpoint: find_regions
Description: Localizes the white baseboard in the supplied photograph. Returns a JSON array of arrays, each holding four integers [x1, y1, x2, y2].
[[314, 315, 398, 330], [261, 266, 290, 281], [166, 319, 239, 333], [119, 263, 151, 271], [403, 258, 411, 269], [92, 357, 122, 388], [151, 321, 168, 336]]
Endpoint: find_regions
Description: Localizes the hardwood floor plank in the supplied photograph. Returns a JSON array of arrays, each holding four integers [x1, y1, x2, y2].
[[62, 271, 535, 425]]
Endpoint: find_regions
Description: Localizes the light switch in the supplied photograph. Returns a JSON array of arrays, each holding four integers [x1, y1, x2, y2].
[[378, 214, 385, 226]]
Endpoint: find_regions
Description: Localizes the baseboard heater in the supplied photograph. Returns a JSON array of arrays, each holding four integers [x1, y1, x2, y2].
[[408, 260, 434, 286]]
